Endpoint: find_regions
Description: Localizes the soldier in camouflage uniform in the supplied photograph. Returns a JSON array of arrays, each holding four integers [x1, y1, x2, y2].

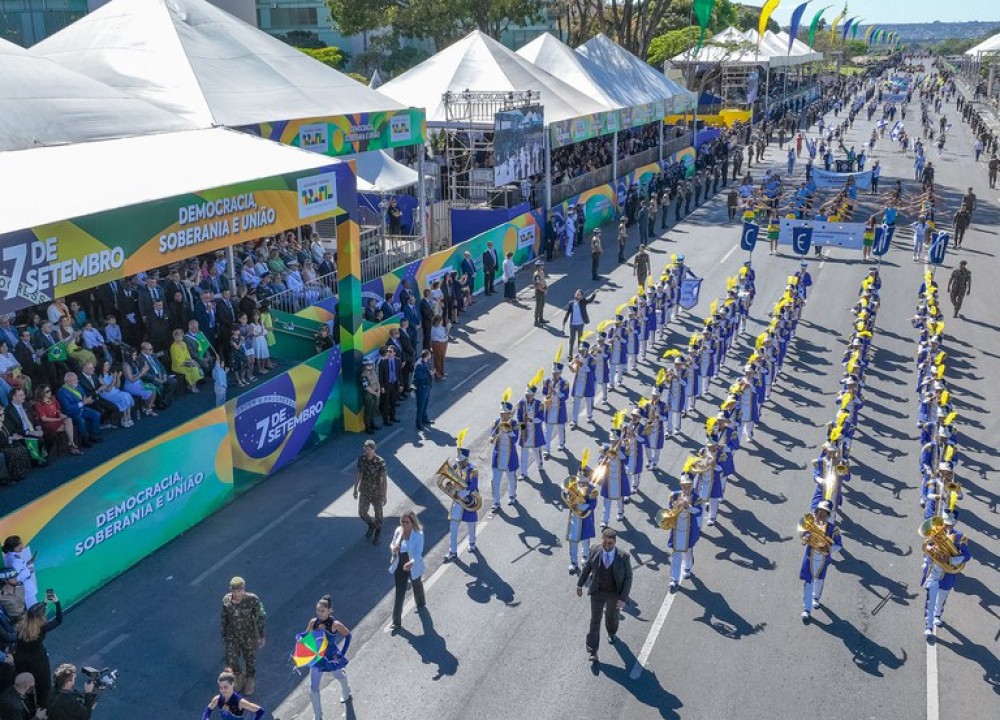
[[220, 576, 267, 695], [361, 358, 380, 433], [353, 439, 388, 544]]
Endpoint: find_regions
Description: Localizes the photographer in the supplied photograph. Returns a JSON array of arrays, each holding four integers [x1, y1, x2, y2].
[[45, 666, 94, 720]]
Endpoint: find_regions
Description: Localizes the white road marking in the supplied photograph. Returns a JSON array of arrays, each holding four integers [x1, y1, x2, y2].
[[513, 328, 538, 347], [629, 586, 678, 680], [927, 633, 940, 720], [720, 243, 739, 264], [383, 513, 495, 633], [453, 364, 490, 391], [96, 632, 129, 655], [190, 498, 311, 586]]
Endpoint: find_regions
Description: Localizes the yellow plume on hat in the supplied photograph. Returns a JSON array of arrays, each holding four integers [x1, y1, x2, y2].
[[597, 319, 613, 334], [739, 266, 748, 276], [529, 368, 545, 389], [755, 332, 768, 349], [637, 285, 645, 296], [612, 410, 626, 430], [682, 455, 699, 473], [709, 299, 718, 316], [638, 397, 650, 409], [502, 387, 512, 404], [944, 445, 955, 462], [840, 392, 853, 409], [689, 332, 701, 346], [935, 364, 946, 380], [629, 296, 638, 307], [721, 398, 736, 410], [836, 411, 848, 428], [616, 303, 627, 316], [829, 425, 843, 442], [748, 352, 760, 363], [656, 368, 667, 386], [943, 411, 957, 426], [456, 427, 468, 449], [939, 390, 950, 406], [857, 330, 872, 338], [662, 349, 681, 361], [787, 275, 799, 286], [706, 416, 718, 434], [671, 253, 678, 263], [554, 344, 563, 365], [727, 277, 737, 291], [935, 351, 946, 365], [581, 331, 593, 344], [580, 448, 591, 470]]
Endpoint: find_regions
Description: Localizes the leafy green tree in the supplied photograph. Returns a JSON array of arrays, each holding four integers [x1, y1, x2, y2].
[[657, 0, 738, 36], [733, 4, 778, 34], [277, 30, 327, 49], [297, 46, 347, 69], [325, 0, 544, 50], [647, 26, 701, 66]]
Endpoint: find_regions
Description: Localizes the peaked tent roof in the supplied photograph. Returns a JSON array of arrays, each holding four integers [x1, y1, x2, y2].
[[347, 150, 418, 193], [577, 33, 693, 102], [378, 30, 613, 126], [773, 31, 822, 62], [516, 33, 626, 109], [32, 0, 406, 128], [0, 36, 192, 151], [966, 32, 1000, 55], [670, 27, 759, 66]]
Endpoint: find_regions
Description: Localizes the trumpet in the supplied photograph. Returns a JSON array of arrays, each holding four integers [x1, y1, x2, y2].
[[919, 516, 965, 574], [435, 460, 482, 513], [798, 513, 832, 554], [562, 476, 597, 518], [656, 495, 690, 531]]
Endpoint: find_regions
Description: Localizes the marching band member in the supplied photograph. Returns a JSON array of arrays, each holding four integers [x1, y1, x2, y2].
[[642, 382, 667, 470], [593, 330, 612, 406], [564, 451, 599, 574], [643, 289, 658, 355], [666, 359, 685, 436], [670, 254, 697, 321], [625, 305, 641, 373], [697, 328, 713, 399], [637, 292, 651, 361], [445, 431, 479, 561], [799, 501, 842, 623], [795, 261, 813, 300], [665, 474, 701, 591], [490, 390, 520, 512], [681, 350, 698, 415], [703, 442, 728, 525], [655, 278, 670, 341], [541, 355, 569, 460], [303, 594, 352, 716], [599, 413, 630, 527], [735, 374, 757, 443], [921, 513, 971, 637], [610, 314, 627, 389], [624, 409, 648, 494], [569, 342, 596, 427], [517, 373, 546, 483]]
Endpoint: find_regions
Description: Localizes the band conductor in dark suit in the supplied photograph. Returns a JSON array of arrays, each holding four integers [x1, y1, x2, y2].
[[576, 528, 632, 662]]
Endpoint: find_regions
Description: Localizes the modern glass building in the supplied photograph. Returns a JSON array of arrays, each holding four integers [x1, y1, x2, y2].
[[0, 0, 88, 47]]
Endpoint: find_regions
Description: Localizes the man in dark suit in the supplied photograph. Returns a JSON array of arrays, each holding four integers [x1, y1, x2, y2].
[[96, 278, 123, 320], [215, 290, 237, 363], [576, 528, 633, 663], [388, 325, 415, 398], [31, 321, 66, 385], [146, 300, 173, 354], [460, 251, 477, 298], [78, 361, 116, 425], [138, 341, 177, 407], [57, 372, 103, 446], [118, 281, 144, 348], [138, 275, 165, 325], [199, 265, 230, 298], [14, 330, 43, 387], [377, 345, 401, 426], [482, 241, 499, 295], [419, 289, 435, 351]]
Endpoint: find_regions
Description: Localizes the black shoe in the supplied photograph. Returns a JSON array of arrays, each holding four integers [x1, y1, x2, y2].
[[365, 523, 375, 539], [372, 528, 381, 544], [588, 652, 599, 663], [608, 635, 617, 644]]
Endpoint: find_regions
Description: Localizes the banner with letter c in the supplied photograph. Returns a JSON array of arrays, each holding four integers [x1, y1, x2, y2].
[[680, 276, 703, 309], [780, 219, 864, 250], [740, 222, 760, 252]]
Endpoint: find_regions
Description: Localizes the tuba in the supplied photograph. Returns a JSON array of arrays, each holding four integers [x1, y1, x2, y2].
[[798, 513, 832, 553], [435, 460, 482, 513], [656, 495, 690, 531], [562, 476, 596, 518], [919, 516, 965, 574]]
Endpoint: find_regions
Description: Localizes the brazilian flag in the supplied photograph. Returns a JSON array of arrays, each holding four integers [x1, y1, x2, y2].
[[46, 340, 68, 362], [194, 331, 212, 358]]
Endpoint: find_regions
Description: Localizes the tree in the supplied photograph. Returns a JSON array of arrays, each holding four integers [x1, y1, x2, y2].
[[733, 4, 778, 34], [354, 35, 431, 78], [658, 0, 739, 36], [297, 46, 347, 69], [647, 26, 701, 66], [325, 0, 545, 50], [276, 30, 327, 49], [933, 37, 977, 56], [559, 0, 674, 58]]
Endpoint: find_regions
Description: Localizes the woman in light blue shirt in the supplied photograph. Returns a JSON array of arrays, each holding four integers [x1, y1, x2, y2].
[[389, 510, 426, 630]]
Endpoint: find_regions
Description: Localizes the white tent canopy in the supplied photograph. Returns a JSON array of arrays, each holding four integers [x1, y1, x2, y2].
[[670, 27, 760, 66], [577, 33, 694, 104], [32, 0, 406, 128], [966, 32, 1000, 56], [346, 150, 418, 193], [378, 30, 614, 126], [1, 127, 341, 235], [774, 31, 824, 63], [0, 37, 192, 151], [516, 33, 627, 110]]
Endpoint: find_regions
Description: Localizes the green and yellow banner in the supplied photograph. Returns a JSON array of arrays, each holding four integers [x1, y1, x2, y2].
[[239, 108, 427, 157]]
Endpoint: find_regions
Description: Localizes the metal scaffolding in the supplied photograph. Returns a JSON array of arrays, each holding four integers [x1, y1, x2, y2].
[[441, 89, 540, 206]]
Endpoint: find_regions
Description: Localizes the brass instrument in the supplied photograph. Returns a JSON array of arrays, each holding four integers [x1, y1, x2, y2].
[[435, 460, 483, 513], [544, 380, 553, 412], [919, 516, 965, 574], [798, 513, 833, 554], [562, 476, 597, 518], [656, 495, 690, 531], [569, 356, 583, 373]]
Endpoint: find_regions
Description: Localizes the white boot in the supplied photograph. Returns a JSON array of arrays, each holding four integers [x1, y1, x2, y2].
[[338, 672, 352, 703]]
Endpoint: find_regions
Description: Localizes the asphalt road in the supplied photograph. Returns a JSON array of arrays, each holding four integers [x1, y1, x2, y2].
[[47, 72, 998, 720]]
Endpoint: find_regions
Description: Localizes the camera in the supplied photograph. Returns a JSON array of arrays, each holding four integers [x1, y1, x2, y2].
[[81, 666, 119, 691]]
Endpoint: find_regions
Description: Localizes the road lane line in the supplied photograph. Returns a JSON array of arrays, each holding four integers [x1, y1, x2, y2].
[[927, 635, 940, 720], [453, 364, 490, 391], [720, 243, 739, 264], [513, 327, 538, 347], [96, 632, 129, 655], [383, 513, 495, 633], [629, 587, 678, 680], [190, 498, 311, 586]]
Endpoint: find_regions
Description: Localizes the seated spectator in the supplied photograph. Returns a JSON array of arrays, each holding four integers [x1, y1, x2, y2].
[[57, 373, 103, 448], [137, 342, 177, 408], [314, 324, 334, 355], [240, 257, 261, 290], [0, 407, 33, 485], [76, 362, 116, 428], [32, 385, 80, 455], [122, 347, 157, 417], [68, 300, 87, 328], [184, 320, 216, 375], [66, 330, 97, 371], [0, 341, 30, 397], [79, 321, 111, 366], [170, 329, 203, 393], [4, 388, 46, 466], [96, 360, 135, 427], [102, 315, 123, 355]]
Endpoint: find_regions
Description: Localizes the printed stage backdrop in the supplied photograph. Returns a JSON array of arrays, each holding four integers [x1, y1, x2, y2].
[[227, 348, 343, 480], [0, 164, 356, 315], [239, 109, 427, 157], [0, 348, 344, 608]]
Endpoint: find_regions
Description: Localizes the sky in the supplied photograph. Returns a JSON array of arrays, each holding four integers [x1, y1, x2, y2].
[[739, 1, 999, 26]]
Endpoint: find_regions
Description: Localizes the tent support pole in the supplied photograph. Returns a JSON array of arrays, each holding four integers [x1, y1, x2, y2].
[[659, 118, 664, 164], [418, 150, 428, 257], [612, 130, 619, 183], [544, 132, 552, 215], [227, 245, 237, 290]]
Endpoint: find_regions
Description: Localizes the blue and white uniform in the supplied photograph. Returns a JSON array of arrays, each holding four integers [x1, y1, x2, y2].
[[447, 453, 479, 557], [542, 369, 569, 455], [570, 350, 596, 425], [566, 477, 598, 571], [799, 512, 842, 617], [599, 439, 630, 526], [490, 407, 519, 508], [517, 392, 545, 480], [666, 485, 702, 588], [921, 522, 971, 634]]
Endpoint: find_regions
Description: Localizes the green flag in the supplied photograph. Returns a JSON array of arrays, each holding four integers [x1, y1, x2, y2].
[[46, 340, 68, 362], [808, 6, 831, 48], [693, 0, 716, 53], [194, 331, 212, 358]]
